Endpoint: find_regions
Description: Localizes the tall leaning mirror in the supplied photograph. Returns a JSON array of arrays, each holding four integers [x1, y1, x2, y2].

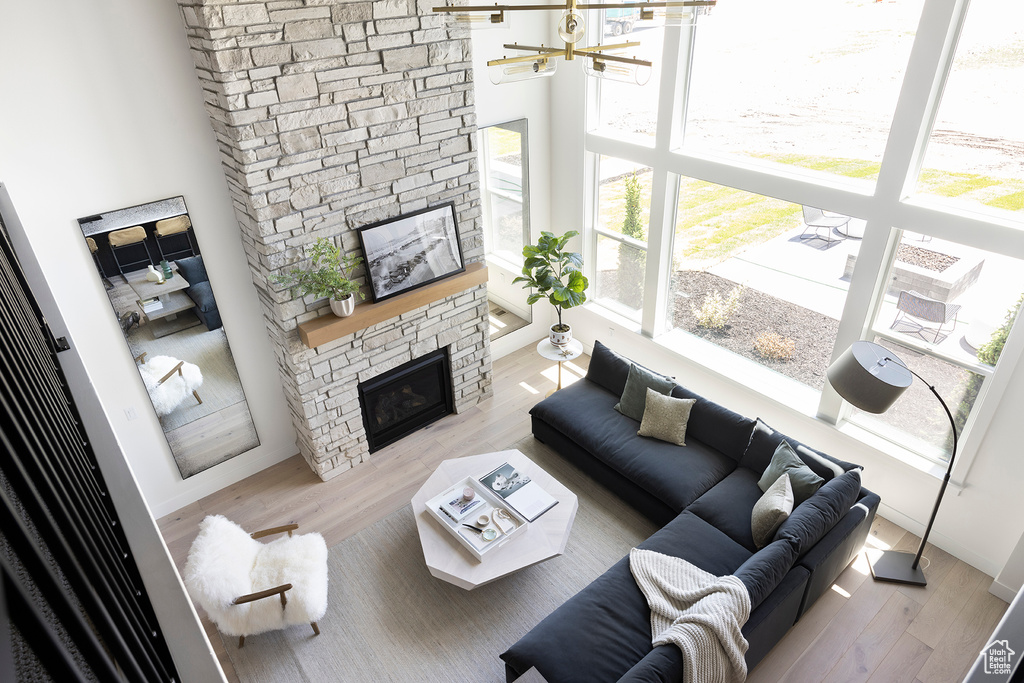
[[78, 196, 259, 478], [479, 118, 533, 339]]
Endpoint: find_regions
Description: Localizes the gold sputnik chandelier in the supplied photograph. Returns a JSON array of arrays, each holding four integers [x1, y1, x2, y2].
[[434, 0, 716, 85]]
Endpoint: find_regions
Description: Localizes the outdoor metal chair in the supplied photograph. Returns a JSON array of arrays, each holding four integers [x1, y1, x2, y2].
[[800, 206, 851, 246], [891, 290, 962, 343]]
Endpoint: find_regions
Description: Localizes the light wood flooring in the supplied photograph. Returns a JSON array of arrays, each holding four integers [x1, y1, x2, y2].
[[157, 344, 1006, 683]]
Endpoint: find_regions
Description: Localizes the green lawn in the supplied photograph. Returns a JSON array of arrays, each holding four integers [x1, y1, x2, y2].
[[596, 153, 1024, 269]]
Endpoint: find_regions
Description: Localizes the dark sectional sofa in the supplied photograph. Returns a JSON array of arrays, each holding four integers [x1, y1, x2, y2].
[[175, 255, 222, 331], [501, 341, 880, 682]]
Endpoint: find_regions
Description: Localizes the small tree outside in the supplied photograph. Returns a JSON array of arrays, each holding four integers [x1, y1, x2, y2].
[[617, 171, 646, 305], [951, 293, 1023, 450]]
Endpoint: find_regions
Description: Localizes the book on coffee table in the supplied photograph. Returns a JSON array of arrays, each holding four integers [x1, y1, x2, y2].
[[438, 487, 485, 523], [478, 462, 558, 522]]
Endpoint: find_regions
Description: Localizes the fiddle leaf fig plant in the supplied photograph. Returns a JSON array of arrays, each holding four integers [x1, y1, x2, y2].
[[513, 230, 589, 331], [273, 237, 365, 302]]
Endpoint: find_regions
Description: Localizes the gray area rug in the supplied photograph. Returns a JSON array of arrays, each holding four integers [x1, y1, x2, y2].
[[127, 323, 248, 432], [222, 436, 658, 682]]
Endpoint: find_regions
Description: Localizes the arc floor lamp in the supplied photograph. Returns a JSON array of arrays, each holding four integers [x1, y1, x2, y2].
[[826, 340, 959, 586]]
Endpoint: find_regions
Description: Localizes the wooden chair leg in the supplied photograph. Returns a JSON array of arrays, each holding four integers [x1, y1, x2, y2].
[[193, 390, 203, 405], [238, 635, 245, 648], [311, 621, 320, 636]]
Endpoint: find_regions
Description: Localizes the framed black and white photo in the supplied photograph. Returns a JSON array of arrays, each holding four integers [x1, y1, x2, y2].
[[356, 202, 466, 303]]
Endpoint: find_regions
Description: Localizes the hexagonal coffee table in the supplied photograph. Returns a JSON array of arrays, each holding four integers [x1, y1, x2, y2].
[[411, 449, 578, 590]]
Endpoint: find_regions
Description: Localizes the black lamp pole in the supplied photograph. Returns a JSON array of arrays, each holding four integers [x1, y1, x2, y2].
[[870, 367, 957, 586], [826, 341, 960, 586]]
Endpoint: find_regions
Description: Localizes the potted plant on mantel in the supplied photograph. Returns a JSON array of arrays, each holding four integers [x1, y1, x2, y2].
[[514, 230, 589, 348], [273, 237, 364, 317]]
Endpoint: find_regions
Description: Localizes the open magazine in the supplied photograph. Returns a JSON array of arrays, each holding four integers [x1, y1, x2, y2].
[[478, 463, 557, 522]]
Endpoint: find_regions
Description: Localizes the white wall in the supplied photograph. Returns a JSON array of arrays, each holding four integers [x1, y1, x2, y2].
[[0, 1, 296, 517], [470, 15, 560, 357]]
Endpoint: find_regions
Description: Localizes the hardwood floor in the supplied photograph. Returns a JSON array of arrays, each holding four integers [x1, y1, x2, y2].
[[157, 344, 1006, 683]]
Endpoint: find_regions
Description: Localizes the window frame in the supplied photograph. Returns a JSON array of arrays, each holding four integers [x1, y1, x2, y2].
[[578, 0, 1024, 485]]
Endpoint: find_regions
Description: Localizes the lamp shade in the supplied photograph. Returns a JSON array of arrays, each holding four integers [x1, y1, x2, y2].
[[826, 341, 912, 414]]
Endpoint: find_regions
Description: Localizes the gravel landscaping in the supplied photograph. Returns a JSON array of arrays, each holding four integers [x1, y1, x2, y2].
[[670, 270, 839, 390], [896, 244, 960, 272]]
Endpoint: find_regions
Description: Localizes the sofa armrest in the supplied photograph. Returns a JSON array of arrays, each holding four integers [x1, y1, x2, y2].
[[617, 645, 682, 683], [796, 488, 880, 617]]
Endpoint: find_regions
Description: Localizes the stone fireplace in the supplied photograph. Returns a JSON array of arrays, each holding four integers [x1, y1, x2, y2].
[[176, 0, 492, 479]]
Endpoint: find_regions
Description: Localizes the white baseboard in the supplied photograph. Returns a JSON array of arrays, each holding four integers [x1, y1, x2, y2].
[[149, 442, 298, 518], [877, 502, 1000, 579], [989, 580, 1019, 603]]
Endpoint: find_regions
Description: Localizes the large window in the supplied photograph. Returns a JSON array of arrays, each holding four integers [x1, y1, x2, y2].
[[578, 0, 1024, 472], [848, 233, 1024, 464], [593, 12, 666, 143], [479, 120, 530, 266], [594, 157, 652, 322], [915, 1, 1024, 216], [684, 0, 924, 183], [669, 182, 862, 391]]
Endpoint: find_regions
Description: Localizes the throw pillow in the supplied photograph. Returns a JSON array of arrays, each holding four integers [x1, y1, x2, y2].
[[637, 388, 696, 446], [757, 440, 824, 505], [174, 255, 208, 285], [774, 469, 862, 556], [751, 474, 794, 548], [740, 418, 857, 478], [585, 340, 633, 396], [614, 363, 676, 421]]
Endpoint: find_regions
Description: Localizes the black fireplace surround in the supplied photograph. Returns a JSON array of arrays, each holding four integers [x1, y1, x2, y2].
[[357, 348, 454, 452]]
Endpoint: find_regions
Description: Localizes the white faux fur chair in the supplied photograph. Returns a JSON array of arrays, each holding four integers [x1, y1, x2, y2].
[[137, 355, 203, 417], [184, 515, 328, 647]]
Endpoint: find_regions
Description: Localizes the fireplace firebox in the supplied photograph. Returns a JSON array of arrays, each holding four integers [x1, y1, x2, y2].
[[357, 348, 454, 452]]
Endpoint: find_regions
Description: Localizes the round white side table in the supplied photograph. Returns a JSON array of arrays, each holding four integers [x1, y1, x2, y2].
[[536, 338, 584, 397]]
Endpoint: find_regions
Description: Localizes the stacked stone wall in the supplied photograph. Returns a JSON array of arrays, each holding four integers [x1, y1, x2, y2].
[[176, 0, 491, 479]]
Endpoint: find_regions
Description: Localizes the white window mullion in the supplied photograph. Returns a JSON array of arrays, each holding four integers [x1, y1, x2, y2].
[[641, 170, 670, 336], [817, 223, 901, 422], [874, 0, 968, 206]]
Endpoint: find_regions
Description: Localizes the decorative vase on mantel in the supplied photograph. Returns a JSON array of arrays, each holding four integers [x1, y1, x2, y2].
[[330, 294, 356, 317], [550, 323, 572, 348]]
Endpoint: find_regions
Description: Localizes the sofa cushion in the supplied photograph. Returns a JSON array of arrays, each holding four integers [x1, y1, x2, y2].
[[584, 340, 756, 461], [637, 389, 695, 446], [501, 511, 752, 683], [751, 474, 794, 548], [734, 539, 798, 609], [615, 363, 675, 421], [775, 469, 862, 557], [686, 467, 764, 552], [670, 385, 756, 462], [641, 510, 754, 573], [532, 381, 736, 512], [758, 440, 824, 505], [740, 418, 857, 479], [187, 281, 217, 314], [175, 254, 208, 285]]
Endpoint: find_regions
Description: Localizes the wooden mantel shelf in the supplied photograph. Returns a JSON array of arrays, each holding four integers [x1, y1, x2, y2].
[[298, 262, 488, 348]]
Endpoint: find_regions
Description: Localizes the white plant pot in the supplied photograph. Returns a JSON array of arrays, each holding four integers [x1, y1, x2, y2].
[[330, 295, 356, 317], [550, 323, 572, 348]]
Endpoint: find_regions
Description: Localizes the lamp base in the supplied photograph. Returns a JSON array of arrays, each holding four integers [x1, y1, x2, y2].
[[869, 550, 927, 586]]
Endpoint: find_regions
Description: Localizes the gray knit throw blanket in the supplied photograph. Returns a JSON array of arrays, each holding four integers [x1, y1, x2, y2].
[[629, 548, 751, 683]]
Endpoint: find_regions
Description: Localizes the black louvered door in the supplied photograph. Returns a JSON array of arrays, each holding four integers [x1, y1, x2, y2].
[[0, 204, 179, 681]]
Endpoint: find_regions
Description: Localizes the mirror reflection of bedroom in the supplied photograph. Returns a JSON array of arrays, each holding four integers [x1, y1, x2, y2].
[[78, 196, 259, 479], [479, 119, 533, 340]]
